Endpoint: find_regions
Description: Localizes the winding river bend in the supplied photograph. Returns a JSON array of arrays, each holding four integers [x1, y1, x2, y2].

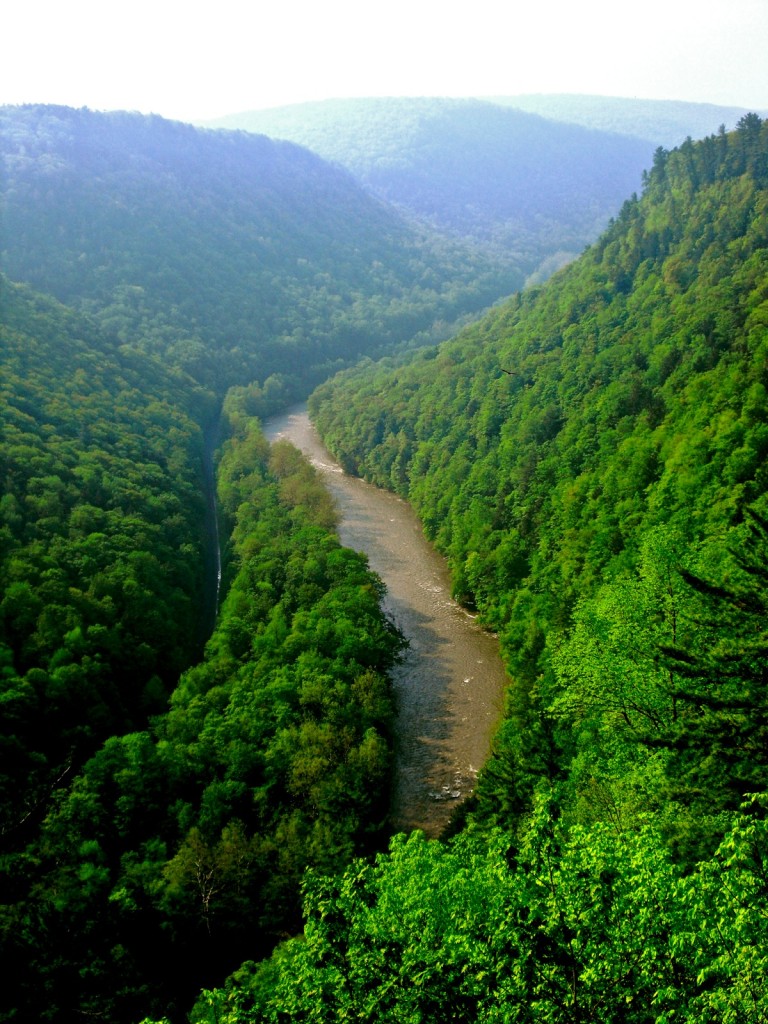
[[263, 405, 508, 837]]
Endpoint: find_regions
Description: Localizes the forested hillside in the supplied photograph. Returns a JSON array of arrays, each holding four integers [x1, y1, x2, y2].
[[178, 115, 768, 1023], [310, 114, 768, 840], [0, 104, 514, 400], [1, 105, 434, 1017], [208, 97, 652, 279]]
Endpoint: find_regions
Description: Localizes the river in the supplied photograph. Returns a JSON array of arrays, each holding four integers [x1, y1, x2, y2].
[[263, 405, 507, 838]]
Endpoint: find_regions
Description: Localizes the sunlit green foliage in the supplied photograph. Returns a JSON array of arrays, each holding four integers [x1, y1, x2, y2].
[[196, 793, 768, 1024]]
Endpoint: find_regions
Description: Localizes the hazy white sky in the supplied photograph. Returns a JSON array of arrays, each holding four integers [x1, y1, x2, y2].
[[3, 0, 767, 122]]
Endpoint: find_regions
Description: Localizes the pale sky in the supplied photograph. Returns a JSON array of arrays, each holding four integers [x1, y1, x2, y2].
[[3, 0, 767, 122]]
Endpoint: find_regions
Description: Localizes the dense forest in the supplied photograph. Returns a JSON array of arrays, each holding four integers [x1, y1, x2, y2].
[[0, 277, 212, 834], [0, 303, 404, 1018], [208, 97, 652, 279], [2, 104, 768, 1022]]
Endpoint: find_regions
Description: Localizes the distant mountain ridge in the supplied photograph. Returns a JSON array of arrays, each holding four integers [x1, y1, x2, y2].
[[0, 104, 516, 400], [487, 93, 768, 148], [205, 97, 653, 279]]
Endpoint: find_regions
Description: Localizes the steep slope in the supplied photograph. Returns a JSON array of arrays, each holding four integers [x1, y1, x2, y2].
[[310, 115, 768, 835], [0, 104, 514, 398], [491, 93, 766, 147], [206, 97, 652, 277]]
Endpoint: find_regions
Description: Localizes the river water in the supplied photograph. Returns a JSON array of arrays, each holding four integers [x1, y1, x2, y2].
[[263, 405, 507, 837]]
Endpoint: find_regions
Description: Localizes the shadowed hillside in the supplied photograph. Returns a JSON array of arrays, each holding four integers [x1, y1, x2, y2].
[[0, 104, 516, 400], [207, 97, 653, 279]]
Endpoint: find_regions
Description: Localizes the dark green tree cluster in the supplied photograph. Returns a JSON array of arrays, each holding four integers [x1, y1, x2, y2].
[[0, 275, 212, 842], [0, 104, 517, 399], [546, 513, 768, 860], [1, 405, 402, 1022]]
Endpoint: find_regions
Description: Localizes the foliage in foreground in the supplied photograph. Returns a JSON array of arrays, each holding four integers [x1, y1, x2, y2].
[[182, 508, 768, 1023], [189, 794, 768, 1024]]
